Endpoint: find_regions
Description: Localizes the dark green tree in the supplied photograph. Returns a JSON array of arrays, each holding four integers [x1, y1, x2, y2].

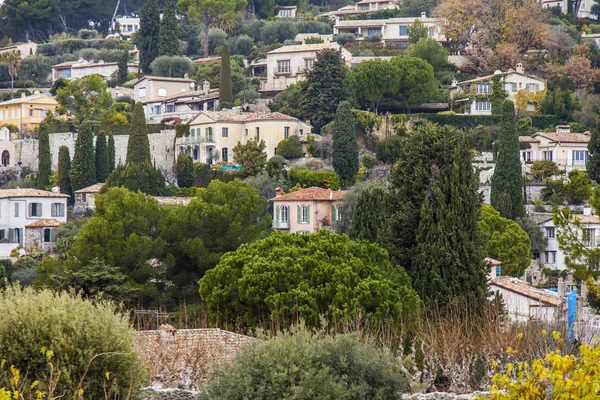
[[407, 18, 428, 44], [587, 117, 600, 182], [136, 0, 160, 73], [176, 153, 195, 188], [95, 133, 110, 183], [158, 0, 180, 57], [117, 51, 129, 86], [349, 186, 387, 242], [70, 123, 97, 191], [107, 134, 116, 173], [219, 45, 233, 104], [490, 100, 524, 220], [232, 139, 267, 177], [491, 75, 508, 115], [412, 135, 487, 311], [37, 124, 51, 190], [332, 101, 358, 186], [57, 146, 73, 203], [300, 49, 350, 132], [126, 102, 152, 165]]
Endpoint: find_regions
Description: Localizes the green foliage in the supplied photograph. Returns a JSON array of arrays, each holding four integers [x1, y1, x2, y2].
[[530, 160, 560, 183], [194, 58, 246, 98], [37, 124, 51, 190], [149, 56, 193, 78], [116, 50, 129, 86], [0, 285, 145, 398], [199, 326, 411, 399], [265, 155, 287, 180], [200, 231, 420, 330], [95, 133, 109, 183], [232, 139, 267, 177], [107, 134, 115, 173], [126, 102, 151, 166], [268, 83, 303, 118], [479, 206, 531, 277], [300, 49, 350, 132], [69, 123, 96, 191], [362, 154, 376, 169], [335, 32, 356, 45], [176, 153, 195, 188], [158, 0, 180, 57], [334, 179, 386, 235], [350, 59, 400, 112], [413, 114, 561, 130], [137, 0, 160, 73], [541, 88, 581, 121], [332, 101, 358, 186], [405, 38, 451, 84], [288, 168, 341, 190], [104, 163, 166, 196], [587, 117, 600, 182], [349, 186, 387, 242], [56, 74, 112, 122], [57, 146, 72, 202], [376, 135, 403, 164], [276, 135, 303, 159], [219, 45, 233, 103], [389, 56, 438, 109], [516, 216, 548, 255], [232, 35, 254, 56], [408, 19, 428, 44], [491, 75, 508, 115], [490, 101, 524, 220], [541, 170, 592, 205]]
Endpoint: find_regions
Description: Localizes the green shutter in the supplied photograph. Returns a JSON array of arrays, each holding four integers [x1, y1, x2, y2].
[[275, 205, 280, 228], [307, 205, 311, 223], [297, 205, 301, 223], [331, 205, 335, 222]]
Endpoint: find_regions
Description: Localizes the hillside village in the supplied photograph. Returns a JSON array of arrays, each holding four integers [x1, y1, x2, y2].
[[4, 0, 600, 398]]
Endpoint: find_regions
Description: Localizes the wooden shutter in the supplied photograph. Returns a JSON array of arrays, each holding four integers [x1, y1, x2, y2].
[[307, 205, 311, 223], [297, 205, 301, 223], [275, 206, 280, 228], [331, 205, 335, 222]]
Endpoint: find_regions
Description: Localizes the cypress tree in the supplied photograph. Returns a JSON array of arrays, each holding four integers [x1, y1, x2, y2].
[[588, 117, 600, 182], [37, 124, 51, 190], [70, 123, 97, 191], [176, 153, 195, 188], [126, 102, 152, 166], [117, 51, 129, 86], [137, 0, 160, 73], [490, 75, 507, 115], [158, 0, 179, 57], [57, 146, 73, 203], [95, 133, 110, 182], [349, 186, 387, 242], [490, 100, 524, 220], [219, 45, 233, 104], [412, 135, 487, 312], [332, 101, 358, 187], [108, 134, 116, 173]]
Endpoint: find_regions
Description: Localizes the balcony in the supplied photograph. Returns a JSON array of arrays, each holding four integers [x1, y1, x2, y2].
[[273, 68, 293, 76], [273, 221, 289, 230]]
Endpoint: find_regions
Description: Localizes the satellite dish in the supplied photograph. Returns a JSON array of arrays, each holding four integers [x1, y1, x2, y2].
[[493, 70, 502, 75], [189, 82, 195, 88]]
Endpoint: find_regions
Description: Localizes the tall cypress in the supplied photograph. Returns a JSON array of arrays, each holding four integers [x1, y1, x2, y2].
[[126, 102, 152, 166], [158, 0, 179, 57], [588, 117, 600, 182], [412, 135, 487, 312], [95, 133, 110, 182], [332, 101, 358, 187], [349, 186, 387, 242], [219, 45, 233, 104], [57, 146, 73, 204], [117, 51, 129, 85], [490, 100, 524, 220], [108, 134, 116, 173], [37, 124, 51, 190], [137, 0, 160, 73], [176, 153, 195, 188], [70, 123, 97, 191]]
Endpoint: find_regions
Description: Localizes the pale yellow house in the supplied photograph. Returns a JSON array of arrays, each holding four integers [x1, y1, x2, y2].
[[271, 187, 348, 234], [177, 111, 312, 163], [0, 91, 59, 134]]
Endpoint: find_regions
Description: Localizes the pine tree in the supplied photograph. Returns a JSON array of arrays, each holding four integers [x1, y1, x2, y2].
[[332, 101, 358, 187], [57, 146, 73, 203], [158, 0, 179, 57], [117, 51, 129, 86], [108, 134, 116, 173], [349, 186, 387, 242], [95, 133, 110, 182], [37, 124, 51, 190], [412, 135, 487, 312], [219, 45, 233, 104], [126, 102, 152, 166], [176, 153, 195, 188], [137, 0, 160, 73], [588, 117, 600, 182], [70, 123, 97, 191], [490, 100, 524, 220]]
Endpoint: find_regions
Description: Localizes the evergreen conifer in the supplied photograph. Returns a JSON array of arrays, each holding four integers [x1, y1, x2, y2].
[[126, 102, 152, 165], [176, 153, 195, 188], [108, 134, 116, 173], [158, 0, 179, 57], [37, 124, 51, 189], [70, 123, 97, 191], [137, 0, 160, 73], [117, 51, 129, 85], [95, 133, 110, 182], [57, 146, 73, 203], [219, 45, 233, 104], [332, 101, 358, 186], [490, 100, 524, 220], [349, 186, 387, 242], [587, 117, 600, 182]]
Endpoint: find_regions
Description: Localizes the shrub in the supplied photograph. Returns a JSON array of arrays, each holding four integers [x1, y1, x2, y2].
[[150, 56, 193, 78], [366, 33, 382, 43], [233, 35, 254, 56], [276, 136, 303, 159], [199, 326, 411, 399], [362, 154, 377, 168], [288, 168, 341, 190], [336, 33, 356, 45], [78, 29, 99, 39], [414, 114, 560, 130], [0, 285, 145, 398]]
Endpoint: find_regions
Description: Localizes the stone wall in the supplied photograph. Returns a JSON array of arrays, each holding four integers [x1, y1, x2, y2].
[[480, 184, 544, 205]]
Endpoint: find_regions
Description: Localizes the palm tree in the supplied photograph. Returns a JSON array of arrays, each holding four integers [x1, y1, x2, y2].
[[1, 51, 21, 99]]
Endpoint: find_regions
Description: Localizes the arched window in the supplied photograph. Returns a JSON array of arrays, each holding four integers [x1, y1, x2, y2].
[[301, 205, 309, 223], [191, 128, 195, 139], [280, 205, 288, 224], [1, 150, 9, 166], [221, 147, 228, 162]]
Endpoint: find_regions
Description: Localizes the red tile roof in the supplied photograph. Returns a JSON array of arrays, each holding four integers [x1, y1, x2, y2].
[[491, 276, 564, 307], [26, 219, 63, 228], [272, 187, 348, 201]]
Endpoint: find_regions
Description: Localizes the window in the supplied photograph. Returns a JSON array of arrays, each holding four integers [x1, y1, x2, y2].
[[399, 25, 408, 36], [359, 4, 370, 10], [14, 203, 18, 217], [277, 60, 291, 73], [546, 227, 556, 239], [284, 126, 290, 139], [526, 83, 539, 92], [301, 205, 309, 223], [29, 108, 33, 117], [82, 193, 87, 203], [222, 127, 228, 137], [280, 205, 288, 224], [40, 109, 47, 118], [43, 228, 57, 243], [522, 151, 532, 162], [193, 146, 199, 160], [476, 83, 492, 94], [367, 28, 381, 36], [206, 127, 213, 142], [332, 205, 341, 221], [191, 128, 196, 139], [583, 228, 596, 246], [153, 105, 161, 115], [428, 27, 435, 37], [9, 228, 21, 244], [51, 203, 65, 218], [158, 88, 167, 97], [256, 127, 260, 142], [572, 150, 588, 165], [495, 266, 501, 277], [29, 202, 41, 217], [543, 151, 553, 161], [222, 147, 228, 162], [527, 103, 536, 112], [138, 87, 146, 97], [304, 58, 314, 70], [544, 251, 557, 263], [475, 101, 491, 111], [165, 104, 176, 113], [504, 82, 517, 92], [245, 129, 248, 136]]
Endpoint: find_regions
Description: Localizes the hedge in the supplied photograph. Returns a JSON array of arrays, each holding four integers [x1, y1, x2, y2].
[[49, 123, 165, 135], [176, 124, 190, 137], [37, 38, 132, 56], [412, 114, 560, 130], [0, 81, 36, 89], [289, 168, 341, 190]]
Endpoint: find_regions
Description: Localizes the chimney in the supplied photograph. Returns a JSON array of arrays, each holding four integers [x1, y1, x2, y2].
[[558, 278, 566, 296], [184, 73, 190, 79], [556, 125, 570, 134], [20, 92, 26, 98], [202, 80, 210, 95], [421, 11, 426, 18], [516, 63, 524, 74], [274, 187, 282, 197], [584, 204, 592, 216]]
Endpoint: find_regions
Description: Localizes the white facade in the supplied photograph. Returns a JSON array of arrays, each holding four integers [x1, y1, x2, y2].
[[141, 83, 219, 124], [52, 60, 140, 82], [519, 126, 590, 172], [116, 17, 141, 37], [133, 76, 196, 104], [0, 41, 38, 57], [276, 6, 297, 18], [319, 0, 400, 19]]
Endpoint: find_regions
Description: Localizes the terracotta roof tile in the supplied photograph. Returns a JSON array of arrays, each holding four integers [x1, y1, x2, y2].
[[268, 43, 339, 54], [519, 136, 540, 143], [491, 276, 564, 307], [272, 187, 348, 201], [0, 189, 69, 199], [26, 219, 63, 228], [74, 183, 104, 194], [198, 111, 301, 123], [533, 132, 590, 143]]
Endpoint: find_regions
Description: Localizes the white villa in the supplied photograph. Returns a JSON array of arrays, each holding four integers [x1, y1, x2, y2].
[[519, 126, 590, 172], [52, 59, 140, 82], [319, 0, 401, 19]]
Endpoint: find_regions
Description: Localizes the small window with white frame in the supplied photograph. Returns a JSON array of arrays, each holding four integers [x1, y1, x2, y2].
[[29, 202, 42, 217], [527, 103, 536, 112], [158, 88, 167, 97], [475, 101, 491, 111], [138, 87, 146, 97], [304, 58, 314, 71], [277, 60, 291, 73], [301, 205, 309, 223], [546, 227, 555, 239], [51, 203, 65, 218], [476, 83, 492, 94]]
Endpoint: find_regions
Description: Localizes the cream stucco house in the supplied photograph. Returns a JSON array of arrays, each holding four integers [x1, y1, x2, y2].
[[178, 111, 312, 164], [319, 0, 401, 19], [271, 187, 348, 234], [519, 126, 590, 172], [133, 75, 197, 103], [0, 91, 59, 134], [52, 60, 140, 82]]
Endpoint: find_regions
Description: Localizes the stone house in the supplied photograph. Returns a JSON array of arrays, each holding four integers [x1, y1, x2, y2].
[[74, 183, 104, 215]]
